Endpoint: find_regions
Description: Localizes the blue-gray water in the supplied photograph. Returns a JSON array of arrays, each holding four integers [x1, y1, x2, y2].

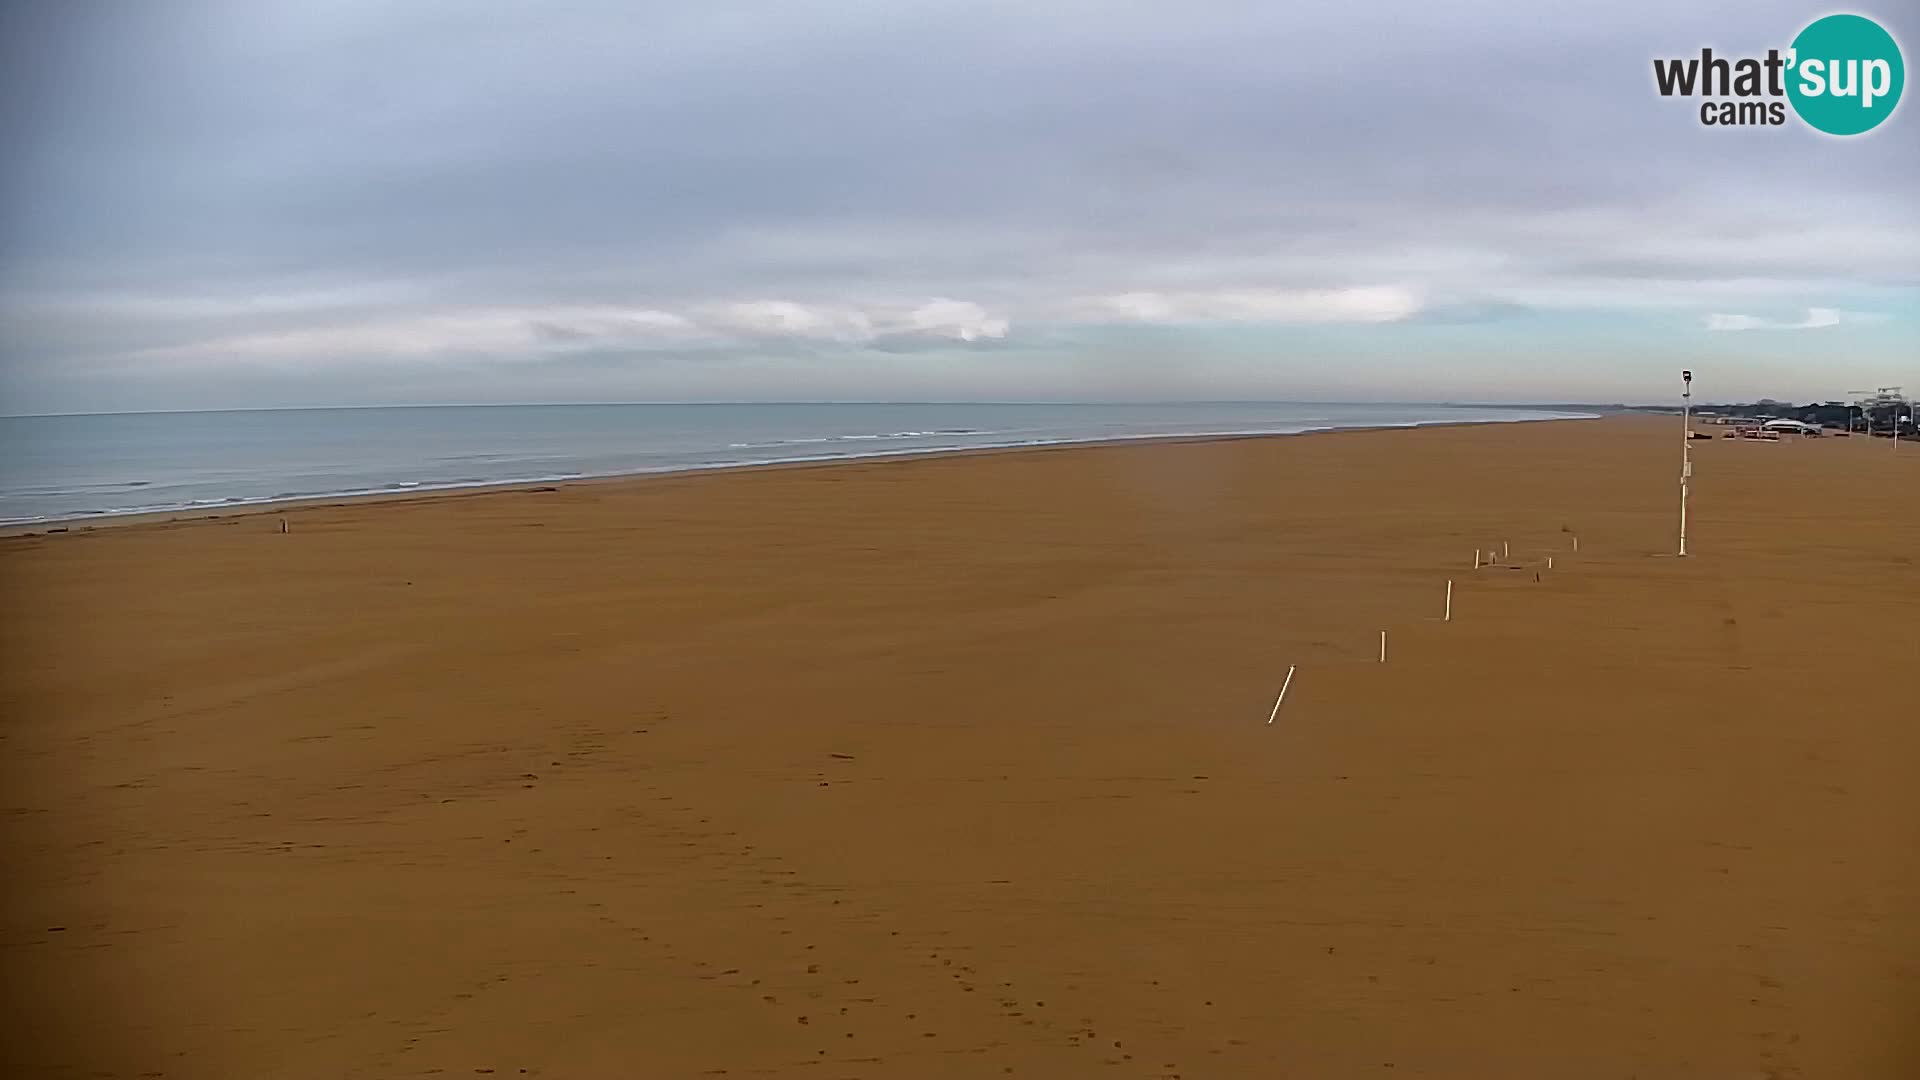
[[0, 403, 1593, 525]]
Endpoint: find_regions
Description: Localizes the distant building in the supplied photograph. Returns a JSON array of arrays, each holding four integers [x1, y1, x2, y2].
[[1761, 419, 1820, 435]]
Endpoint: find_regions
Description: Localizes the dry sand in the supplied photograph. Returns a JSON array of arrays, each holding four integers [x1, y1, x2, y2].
[[3, 416, 1916, 1079]]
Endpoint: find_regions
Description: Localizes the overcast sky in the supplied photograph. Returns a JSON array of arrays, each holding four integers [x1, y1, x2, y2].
[[1, 0, 1914, 413]]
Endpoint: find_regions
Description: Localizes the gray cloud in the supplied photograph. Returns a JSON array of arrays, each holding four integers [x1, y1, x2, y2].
[[2, 0, 1916, 410]]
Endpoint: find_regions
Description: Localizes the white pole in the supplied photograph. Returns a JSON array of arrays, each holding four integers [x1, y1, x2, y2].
[[1679, 369, 1692, 557], [1572, 535, 1579, 553], [1444, 580, 1453, 622], [1474, 550, 1481, 569], [1266, 666, 1297, 725], [1546, 555, 1553, 570], [1502, 540, 1509, 560], [1379, 630, 1387, 663]]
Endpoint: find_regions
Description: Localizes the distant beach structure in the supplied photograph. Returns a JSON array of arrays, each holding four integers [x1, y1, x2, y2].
[[1760, 419, 1822, 436]]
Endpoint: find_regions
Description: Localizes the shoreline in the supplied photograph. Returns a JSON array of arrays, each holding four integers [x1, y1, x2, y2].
[[4, 412, 1915, 1077], [0, 411, 1597, 537]]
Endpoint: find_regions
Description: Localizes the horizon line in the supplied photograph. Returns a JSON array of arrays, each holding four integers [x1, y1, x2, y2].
[[0, 398, 1652, 419]]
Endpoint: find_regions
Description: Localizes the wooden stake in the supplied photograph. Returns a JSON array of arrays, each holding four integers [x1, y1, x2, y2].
[[1266, 666, 1297, 725], [1445, 580, 1453, 622]]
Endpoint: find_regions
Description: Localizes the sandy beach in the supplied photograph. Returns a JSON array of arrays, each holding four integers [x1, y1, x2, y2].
[[3, 415, 1916, 1078]]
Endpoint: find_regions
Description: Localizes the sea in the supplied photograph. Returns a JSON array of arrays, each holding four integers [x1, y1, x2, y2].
[[0, 402, 1595, 526]]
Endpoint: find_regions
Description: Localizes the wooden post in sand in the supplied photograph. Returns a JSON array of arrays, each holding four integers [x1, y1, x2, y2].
[[279, 518, 288, 534], [1572, 535, 1579, 553], [1266, 666, 1297, 725], [1474, 550, 1481, 569], [1379, 630, 1387, 663], [1546, 555, 1553, 570], [1444, 580, 1453, 622], [1503, 540, 1510, 560]]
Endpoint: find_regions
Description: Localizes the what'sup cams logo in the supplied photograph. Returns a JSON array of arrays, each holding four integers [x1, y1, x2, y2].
[[1654, 13, 1904, 134]]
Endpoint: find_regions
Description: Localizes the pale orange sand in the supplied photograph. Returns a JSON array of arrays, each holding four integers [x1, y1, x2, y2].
[[3, 416, 1916, 1078]]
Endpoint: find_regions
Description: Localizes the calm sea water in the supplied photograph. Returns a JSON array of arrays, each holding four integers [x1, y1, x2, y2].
[[0, 402, 1593, 525]]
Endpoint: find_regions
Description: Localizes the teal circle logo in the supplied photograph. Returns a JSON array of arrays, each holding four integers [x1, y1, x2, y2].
[[1787, 14, 1904, 135]]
